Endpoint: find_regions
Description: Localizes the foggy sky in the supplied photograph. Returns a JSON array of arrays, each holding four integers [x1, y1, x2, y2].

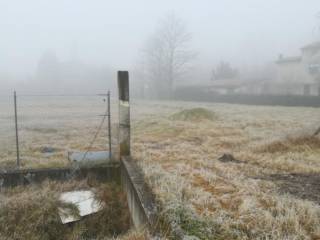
[[0, 0, 319, 80]]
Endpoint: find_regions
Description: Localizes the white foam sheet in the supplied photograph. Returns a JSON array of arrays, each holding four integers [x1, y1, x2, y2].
[[58, 190, 104, 224]]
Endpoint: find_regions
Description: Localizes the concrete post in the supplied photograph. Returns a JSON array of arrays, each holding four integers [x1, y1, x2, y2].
[[118, 71, 130, 159]]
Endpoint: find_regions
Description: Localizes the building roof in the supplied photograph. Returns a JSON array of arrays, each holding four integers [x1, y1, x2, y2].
[[276, 56, 301, 64], [301, 41, 320, 50]]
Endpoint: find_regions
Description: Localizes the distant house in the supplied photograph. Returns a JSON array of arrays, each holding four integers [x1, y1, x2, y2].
[[176, 42, 320, 96], [274, 41, 320, 96]]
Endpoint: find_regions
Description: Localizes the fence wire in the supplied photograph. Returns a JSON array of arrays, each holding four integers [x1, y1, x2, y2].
[[0, 95, 16, 170], [0, 92, 118, 170]]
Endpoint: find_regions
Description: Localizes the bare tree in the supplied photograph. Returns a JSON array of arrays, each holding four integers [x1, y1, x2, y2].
[[211, 61, 238, 81], [142, 13, 195, 99]]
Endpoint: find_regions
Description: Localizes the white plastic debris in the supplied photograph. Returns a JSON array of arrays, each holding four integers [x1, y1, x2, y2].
[[68, 151, 111, 167], [58, 190, 104, 224]]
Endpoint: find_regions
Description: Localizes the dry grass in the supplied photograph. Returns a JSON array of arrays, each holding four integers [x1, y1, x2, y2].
[[2, 98, 320, 239], [0, 180, 130, 240], [170, 108, 217, 122], [116, 230, 150, 240], [131, 101, 320, 239], [257, 135, 320, 154], [0, 96, 120, 169]]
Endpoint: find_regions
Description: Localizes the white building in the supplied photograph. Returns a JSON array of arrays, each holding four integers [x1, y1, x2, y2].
[[274, 41, 320, 96]]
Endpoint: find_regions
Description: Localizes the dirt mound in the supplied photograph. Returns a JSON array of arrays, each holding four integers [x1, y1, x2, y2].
[[170, 108, 217, 122]]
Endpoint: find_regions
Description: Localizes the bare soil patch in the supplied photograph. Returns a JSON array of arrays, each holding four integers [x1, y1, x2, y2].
[[218, 153, 244, 164], [263, 173, 320, 204]]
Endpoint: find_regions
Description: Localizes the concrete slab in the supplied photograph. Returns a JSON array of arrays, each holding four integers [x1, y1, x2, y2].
[[58, 190, 104, 224]]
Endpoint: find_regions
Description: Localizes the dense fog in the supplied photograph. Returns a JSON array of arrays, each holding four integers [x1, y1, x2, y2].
[[0, 0, 319, 96]]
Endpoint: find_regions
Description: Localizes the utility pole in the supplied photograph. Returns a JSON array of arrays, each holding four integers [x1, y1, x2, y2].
[[107, 90, 112, 160], [14, 91, 20, 167]]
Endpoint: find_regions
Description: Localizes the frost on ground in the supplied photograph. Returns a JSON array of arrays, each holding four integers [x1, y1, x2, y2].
[[131, 101, 320, 239], [1, 98, 320, 239], [0, 96, 120, 169]]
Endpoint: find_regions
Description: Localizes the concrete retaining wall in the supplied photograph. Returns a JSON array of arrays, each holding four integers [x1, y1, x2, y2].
[[0, 165, 120, 188], [0, 159, 156, 230], [120, 157, 158, 230]]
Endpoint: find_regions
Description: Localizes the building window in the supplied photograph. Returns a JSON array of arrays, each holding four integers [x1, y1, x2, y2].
[[308, 64, 320, 75]]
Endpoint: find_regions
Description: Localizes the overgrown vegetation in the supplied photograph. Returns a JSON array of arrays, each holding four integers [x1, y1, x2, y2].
[[0, 180, 130, 240], [164, 205, 235, 239]]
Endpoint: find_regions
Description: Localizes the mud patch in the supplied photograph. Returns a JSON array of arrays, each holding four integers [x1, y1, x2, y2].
[[262, 173, 320, 204], [218, 153, 244, 164]]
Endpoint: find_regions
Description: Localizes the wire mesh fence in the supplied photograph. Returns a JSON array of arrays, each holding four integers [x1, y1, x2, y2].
[[0, 92, 118, 170], [0, 95, 17, 169]]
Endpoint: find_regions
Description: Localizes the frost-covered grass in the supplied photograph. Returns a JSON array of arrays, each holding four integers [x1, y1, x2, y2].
[[131, 100, 320, 239], [1, 98, 320, 239], [0, 96, 119, 169]]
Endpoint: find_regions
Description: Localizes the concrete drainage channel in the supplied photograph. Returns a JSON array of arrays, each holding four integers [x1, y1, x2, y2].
[[0, 71, 184, 239], [0, 159, 161, 237]]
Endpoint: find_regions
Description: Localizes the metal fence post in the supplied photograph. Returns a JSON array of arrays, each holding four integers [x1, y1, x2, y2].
[[14, 91, 20, 168], [107, 90, 112, 160], [118, 71, 130, 159]]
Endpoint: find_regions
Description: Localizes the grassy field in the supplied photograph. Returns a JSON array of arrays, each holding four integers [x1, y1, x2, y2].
[[0, 95, 120, 169], [1, 98, 320, 239], [131, 101, 320, 239]]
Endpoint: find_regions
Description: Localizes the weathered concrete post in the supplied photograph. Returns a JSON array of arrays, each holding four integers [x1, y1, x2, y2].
[[118, 71, 161, 233], [118, 71, 130, 159]]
